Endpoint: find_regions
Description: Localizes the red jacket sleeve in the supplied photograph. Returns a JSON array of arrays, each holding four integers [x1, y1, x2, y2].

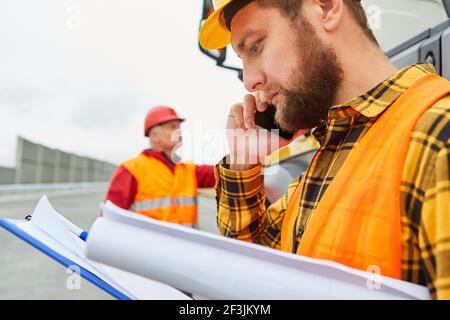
[[195, 165, 215, 188], [104, 165, 137, 211]]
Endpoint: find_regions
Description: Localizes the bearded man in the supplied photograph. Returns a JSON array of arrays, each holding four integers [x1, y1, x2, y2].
[[199, 0, 450, 299]]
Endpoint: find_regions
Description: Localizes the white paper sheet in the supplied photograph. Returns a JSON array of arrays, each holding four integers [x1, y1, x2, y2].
[[6, 196, 190, 300], [85, 201, 431, 300]]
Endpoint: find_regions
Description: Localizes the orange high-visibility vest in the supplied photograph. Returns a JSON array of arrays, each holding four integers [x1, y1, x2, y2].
[[122, 154, 198, 225], [281, 74, 450, 279]]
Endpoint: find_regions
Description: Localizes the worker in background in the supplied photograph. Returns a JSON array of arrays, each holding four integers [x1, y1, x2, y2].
[[105, 106, 215, 228], [200, 0, 450, 299]]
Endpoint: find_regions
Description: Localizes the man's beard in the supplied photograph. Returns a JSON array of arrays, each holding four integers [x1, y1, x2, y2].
[[274, 18, 343, 133]]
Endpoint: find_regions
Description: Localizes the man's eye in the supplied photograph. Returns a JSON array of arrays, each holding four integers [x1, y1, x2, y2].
[[251, 40, 261, 53]]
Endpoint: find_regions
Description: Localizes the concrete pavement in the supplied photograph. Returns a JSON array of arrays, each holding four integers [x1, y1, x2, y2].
[[0, 188, 217, 299]]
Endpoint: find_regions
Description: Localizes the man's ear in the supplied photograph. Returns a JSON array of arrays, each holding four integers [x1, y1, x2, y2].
[[149, 129, 159, 144], [316, 0, 344, 32]]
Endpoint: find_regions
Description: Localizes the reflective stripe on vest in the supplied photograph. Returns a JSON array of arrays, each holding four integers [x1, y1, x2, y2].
[[131, 196, 198, 212], [175, 196, 198, 206]]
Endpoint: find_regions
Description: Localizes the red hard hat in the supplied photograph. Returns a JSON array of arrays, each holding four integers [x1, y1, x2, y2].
[[144, 106, 185, 137]]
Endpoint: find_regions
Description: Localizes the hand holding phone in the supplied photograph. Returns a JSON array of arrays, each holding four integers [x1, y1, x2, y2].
[[254, 104, 294, 140], [226, 95, 291, 171]]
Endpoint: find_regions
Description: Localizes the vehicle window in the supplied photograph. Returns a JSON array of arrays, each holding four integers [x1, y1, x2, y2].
[[362, 0, 449, 51]]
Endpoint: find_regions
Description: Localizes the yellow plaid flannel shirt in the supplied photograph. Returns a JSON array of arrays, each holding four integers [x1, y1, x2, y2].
[[215, 64, 450, 299]]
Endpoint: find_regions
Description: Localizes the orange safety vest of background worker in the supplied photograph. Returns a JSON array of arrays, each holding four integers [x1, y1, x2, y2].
[[105, 106, 215, 226]]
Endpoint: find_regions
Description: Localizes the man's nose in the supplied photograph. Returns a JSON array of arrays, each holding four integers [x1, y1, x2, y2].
[[243, 64, 265, 92]]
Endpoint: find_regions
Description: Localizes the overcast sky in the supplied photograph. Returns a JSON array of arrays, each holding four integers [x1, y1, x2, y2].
[[0, 0, 247, 167], [1, 0, 446, 167]]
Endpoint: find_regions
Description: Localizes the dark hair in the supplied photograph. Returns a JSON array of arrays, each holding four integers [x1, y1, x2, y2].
[[223, 0, 254, 30], [223, 0, 378, 45]]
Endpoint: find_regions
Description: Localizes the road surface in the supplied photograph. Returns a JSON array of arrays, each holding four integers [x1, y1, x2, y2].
[[0, 188, 217, 299]]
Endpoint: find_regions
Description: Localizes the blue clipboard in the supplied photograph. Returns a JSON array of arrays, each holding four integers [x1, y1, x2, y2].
[[0, 218, 132, 300]]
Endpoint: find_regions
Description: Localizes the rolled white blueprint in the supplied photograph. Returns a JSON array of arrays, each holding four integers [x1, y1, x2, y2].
[[85, 201, 430, 300]]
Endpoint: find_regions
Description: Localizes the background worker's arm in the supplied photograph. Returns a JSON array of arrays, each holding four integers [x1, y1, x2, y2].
[[215, 162, 299, 249], [195, 164, 216, 188], [104, 165, 137, 211]]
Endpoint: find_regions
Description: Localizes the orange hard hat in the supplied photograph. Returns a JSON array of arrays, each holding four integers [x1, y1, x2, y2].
[[144, 106, 185, 137]]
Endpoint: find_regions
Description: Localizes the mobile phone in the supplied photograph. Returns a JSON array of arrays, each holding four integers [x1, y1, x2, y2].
[[254, 104, 294, 140]]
